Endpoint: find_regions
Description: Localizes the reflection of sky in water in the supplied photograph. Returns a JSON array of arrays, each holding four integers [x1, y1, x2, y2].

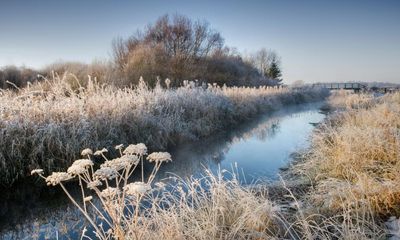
[[217, 110, 324, 182], [0, 102, 325, 239], [156, 102, 325, 184]]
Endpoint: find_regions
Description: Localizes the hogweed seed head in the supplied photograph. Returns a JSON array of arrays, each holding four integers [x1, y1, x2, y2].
[[120, 154, 140, 165], [93, 167, 118, 180], [67, 165, 87, 175], [94, 148, 108, 156], [123, 143, 147, 156], [68, 159, 93, 176], [81, 148, 93, 156], [72, 159, 93, 168], [147, 152, 172, 163], [45, 172, 73, 186], [100, 155, 139, 171]]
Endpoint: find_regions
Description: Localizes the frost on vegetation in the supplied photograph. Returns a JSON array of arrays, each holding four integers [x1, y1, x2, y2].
[[0, 74, 327, 185], [147, 152, 172, 163], [32, 143, 175, 239], [45, 172, 73, 186], [94, 148, 108, 156], [23, 91, 400, 239], [30, 169, 44, 175], [123, 143, 147, 156], [100, 187, 120, 199], [100, 155, 139, 171], [124, 182, 151, 195], [93, 167, 118, 181], [81, 148, 93, 156]]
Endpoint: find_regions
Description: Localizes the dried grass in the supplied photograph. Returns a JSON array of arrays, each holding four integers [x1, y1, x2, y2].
[[296, 92, 400, 219]]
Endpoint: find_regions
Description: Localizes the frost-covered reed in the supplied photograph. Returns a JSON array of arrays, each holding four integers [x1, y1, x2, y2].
[[31, 143, 284, 239], [32, 142, 388, 239], [288, 92, 400, 239], [32, 143, 167, 239], [0, 74, 327, 185]]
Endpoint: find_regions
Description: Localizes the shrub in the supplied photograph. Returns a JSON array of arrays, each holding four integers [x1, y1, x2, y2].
[[0, 66, 40, 89]]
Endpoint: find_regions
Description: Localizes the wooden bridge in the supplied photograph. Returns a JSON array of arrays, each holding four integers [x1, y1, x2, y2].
[[312, 82, 367, 92]]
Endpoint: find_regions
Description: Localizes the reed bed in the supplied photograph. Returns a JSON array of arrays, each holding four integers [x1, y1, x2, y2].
[[0, 74, 327, 185]]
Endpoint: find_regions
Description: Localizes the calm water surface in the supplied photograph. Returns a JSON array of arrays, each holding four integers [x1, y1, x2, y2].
[[0, 102, 325, 239]]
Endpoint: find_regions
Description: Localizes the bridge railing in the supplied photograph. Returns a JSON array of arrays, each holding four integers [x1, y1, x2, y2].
[[312, 82, 367, 90]]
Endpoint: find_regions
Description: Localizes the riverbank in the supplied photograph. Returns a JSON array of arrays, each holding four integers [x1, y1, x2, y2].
[[284, 91, 400, 239], [0, 75, 327, 186]]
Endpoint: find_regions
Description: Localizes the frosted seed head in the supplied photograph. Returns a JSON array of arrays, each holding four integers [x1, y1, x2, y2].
[[115, 144, 124, 150], [93, 167, 118, 180], [67, 165, 87, 175], [68, 159, 93, 175], [100, 155, 138, 171], [45, 172, 73, 186], [147, 152, 172, 163], [81, 148, 93, 156], [94, 148, 108, 156], [123, 143, 147, 156], [31, 169, 44, 175], [72, 159, 93, 168]]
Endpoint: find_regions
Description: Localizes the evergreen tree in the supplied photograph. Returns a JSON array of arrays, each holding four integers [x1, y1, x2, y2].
[[265, 59, 282, 85]]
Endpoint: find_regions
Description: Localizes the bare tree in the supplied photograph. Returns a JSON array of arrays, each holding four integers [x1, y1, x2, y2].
[[111, 14, 279, 87], [251, 48, 280, 76], [113, 14, 225, 86]]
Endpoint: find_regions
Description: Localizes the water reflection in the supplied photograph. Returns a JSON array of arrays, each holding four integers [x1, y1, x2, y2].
[[156, 102, 324, 184], [0, 102, 325, 239]]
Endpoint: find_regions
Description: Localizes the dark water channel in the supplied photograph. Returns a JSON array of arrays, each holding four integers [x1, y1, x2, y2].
[[0, 102, 325, 239]]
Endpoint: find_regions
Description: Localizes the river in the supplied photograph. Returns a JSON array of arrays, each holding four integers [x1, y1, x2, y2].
[[0, 102, 325, 239]]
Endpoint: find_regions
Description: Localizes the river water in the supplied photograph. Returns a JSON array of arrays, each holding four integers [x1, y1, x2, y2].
[[0, 102, 325, 239]]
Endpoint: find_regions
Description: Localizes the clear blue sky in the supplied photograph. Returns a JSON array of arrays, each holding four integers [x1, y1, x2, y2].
[[0, 0, 399, 83]]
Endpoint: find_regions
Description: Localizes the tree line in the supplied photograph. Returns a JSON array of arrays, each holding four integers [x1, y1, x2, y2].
[[0, 14, 282, 89]]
